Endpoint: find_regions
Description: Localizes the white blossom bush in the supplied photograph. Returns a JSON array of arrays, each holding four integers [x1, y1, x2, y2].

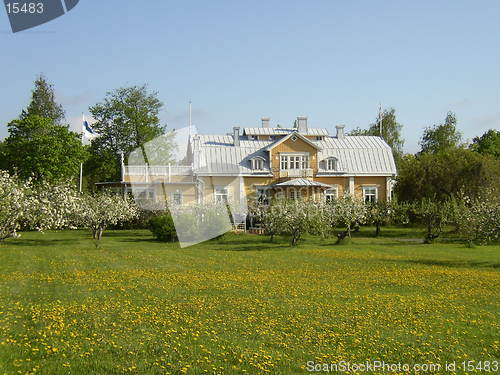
[[327, 195, 367, 243], [276, 199, 315, 246], [0, 171, 28, 241], [77, 193, 139, 240], [306, 200, 334, 240], [253, 196, 368, 245], [23, 181, 81, 232], [251, 200, 285, 242], [456, 192, 499, 246]]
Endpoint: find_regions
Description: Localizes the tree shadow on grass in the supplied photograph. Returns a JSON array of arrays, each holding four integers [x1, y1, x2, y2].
[[102, 231, 151, 238], [120, 238, 160, 244], [211, 244, 293, 252], [0, 239, 79, 247], [382, 258, 500, 269]]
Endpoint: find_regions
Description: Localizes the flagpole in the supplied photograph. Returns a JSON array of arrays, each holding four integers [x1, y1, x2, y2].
[[79, 113, 84, 193], [188, 100, 192, 137], [79, 163, 83, 193], [378, 103, 383, 136]]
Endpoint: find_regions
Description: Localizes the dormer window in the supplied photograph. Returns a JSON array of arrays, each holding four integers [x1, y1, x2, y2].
[[316, 136, 324, 141], [251, 157, 265, 170], [325, 157, 337, 171]]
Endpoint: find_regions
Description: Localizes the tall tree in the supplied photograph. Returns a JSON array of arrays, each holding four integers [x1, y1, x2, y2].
[[367, 108, 404, 160], [86, 85, 165, 184], [21, 75, 65, 124], [347, 127, 370, 136], [0, 140, 8, 171], [419, 112, 462, 154], [4, 115, 88, 182], [469, 129, 500, 158], [395, 148, 499, 202], [347, 108, 404, 162]]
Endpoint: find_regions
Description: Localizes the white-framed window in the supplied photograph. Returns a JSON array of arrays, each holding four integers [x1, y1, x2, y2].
[[325, 157, 337, 171], [302, 156, 309, 169], [215, 186, 229, 203], [171, 190, 183, 205], [363, 186, 378, 203], [289, 188, 300, 200], [280, 155, 288, 170], [280, 154, 309, 170], [325, 188, 338, 202], [316, 136, 323, 141], [136, 188, 155, 201], [248, 135, 257, 140], [251, 157, 265, 170], [256, 187, 270, 205]]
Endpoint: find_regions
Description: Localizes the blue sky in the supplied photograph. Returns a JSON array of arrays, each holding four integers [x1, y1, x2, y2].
[[1, 0, 499, 152]]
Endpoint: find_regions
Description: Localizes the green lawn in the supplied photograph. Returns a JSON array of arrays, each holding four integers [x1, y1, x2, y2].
[[0, 229, 498, 374]]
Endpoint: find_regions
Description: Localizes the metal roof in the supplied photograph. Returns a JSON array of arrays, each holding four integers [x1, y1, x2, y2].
[[243, 127, 329, 136], [192, 134, 397, 176], [273, 178, 332, 187], [265, 132, 321, 151]]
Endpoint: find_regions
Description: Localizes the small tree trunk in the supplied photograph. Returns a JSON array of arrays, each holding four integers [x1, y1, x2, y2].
[[92, 229, 97, 240], [375, 223, 381, 237], [97, 228, 103, 240]]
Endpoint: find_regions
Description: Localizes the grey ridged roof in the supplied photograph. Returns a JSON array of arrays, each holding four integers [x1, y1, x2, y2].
[[193, 135, 271, 175], [316, 136, 396, 175], [192, 133, 396, 176], [243, 127, 329, 136], [273, 178, 332, 187]]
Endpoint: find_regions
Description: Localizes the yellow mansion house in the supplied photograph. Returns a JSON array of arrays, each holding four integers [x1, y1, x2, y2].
[[119, 117, 397, 207]]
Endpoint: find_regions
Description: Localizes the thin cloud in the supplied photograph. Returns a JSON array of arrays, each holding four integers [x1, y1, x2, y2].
[[57, 90, 96, 107], [68, 114, 95, 134], [471, 113, 500, 131]]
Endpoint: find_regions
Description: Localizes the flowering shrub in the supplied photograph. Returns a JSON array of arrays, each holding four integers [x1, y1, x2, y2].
[[251, 200, 284, 242], [252, 196, 369, 246], [1, 171, 83, 240], [327, 195, 367, 243], [77, 193, 138, 240], [276, 199, 315, 246], [23, 180, 80, 232], [455, 192, 499, 246], [0, 171, 27, 240], [307, 201, 334, 240], [365, 201, 391, 236]]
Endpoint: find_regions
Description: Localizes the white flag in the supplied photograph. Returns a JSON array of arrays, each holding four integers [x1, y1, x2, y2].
[[82, 115, 98, 143]]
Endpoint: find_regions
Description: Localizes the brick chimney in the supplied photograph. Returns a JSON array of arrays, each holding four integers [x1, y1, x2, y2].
[[336, 125, 345, 139], [233, 126, 240, 146], [261, 117, 270, 128]]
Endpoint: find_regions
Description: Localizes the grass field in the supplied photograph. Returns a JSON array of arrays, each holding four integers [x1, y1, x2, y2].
[[0, 229, 498, 374]]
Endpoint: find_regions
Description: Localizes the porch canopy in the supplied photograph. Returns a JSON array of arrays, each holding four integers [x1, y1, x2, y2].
[[270, 178, 332, 200], [272, 178, 332, 188]]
